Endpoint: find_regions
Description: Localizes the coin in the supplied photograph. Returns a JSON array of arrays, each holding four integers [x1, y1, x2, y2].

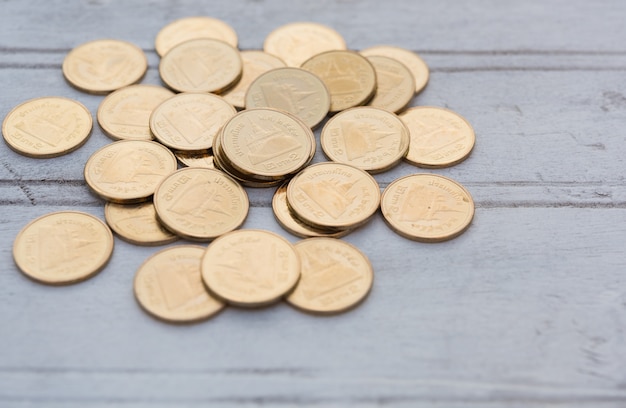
[[221, 50, 286, 109], [365, 55, 415, 113], [201, 229, 300, 307], [97, 85, 174, 141], [399, 107, 475, 168], [149, 93, 236, 152], [360, 45, 429, 94], [286, 238, 373, 314], [301, 50, 376, 112], [320, 106, 410, 174], [2, 97, 92, 158], [155, 16, 238, 57], [134, 245, 225, 323], [104, 201, 178, 246], [380, 174, 474, 242], [153, 167, 249, 241], [159, 38, 242, 94], [245, 67, 330, 129], [264, 22, 346, 67], [84, 140, 177, 204], [62, 39, 147, 94], [13, 211, 114, 285], [175, 151, 215, 169], [286, 162, 381, 230]]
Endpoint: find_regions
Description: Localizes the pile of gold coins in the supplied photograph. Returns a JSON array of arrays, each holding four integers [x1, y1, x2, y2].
[[5, 17, 476, 323]]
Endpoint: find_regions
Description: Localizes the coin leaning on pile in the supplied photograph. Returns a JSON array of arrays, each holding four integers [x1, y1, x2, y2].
[[4, 17, 478, 323]]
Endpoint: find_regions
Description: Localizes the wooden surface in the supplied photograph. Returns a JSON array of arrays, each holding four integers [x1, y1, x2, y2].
[[2, 1, 626, 406]]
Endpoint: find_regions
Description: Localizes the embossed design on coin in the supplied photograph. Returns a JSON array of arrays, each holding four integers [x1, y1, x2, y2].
[[287, 238, 373, 314], [381, 174, 474, 242], [84, 140, 177, 203], [134, 246, 225, 323], [97, 85, 174, 141], [320, 107, 410, 173], [400, 106, 475, 168], [13, 211, 114, 285], [201, 229, 300, 307], [159, 38, 242, 94], [2, 97, 92, 158], [175, 151, 215, 169], [264, 22, 346, 67], [360, 45, 430, 94], [62, 39, 147, 94], [104, 201, 178, 246], [365, 55, 415, 113], [155, 16, 238, 57]]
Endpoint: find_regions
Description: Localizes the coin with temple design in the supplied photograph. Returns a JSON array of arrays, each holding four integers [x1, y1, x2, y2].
[[104, 201, 178, 246], [360, 45, 429, 94], [155, 16, 238, 57]]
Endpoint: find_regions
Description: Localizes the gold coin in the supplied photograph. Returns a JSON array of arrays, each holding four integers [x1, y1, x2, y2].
[[159, 38, 242, 94], [153, 167, 249, 241], [218, 108, 315, 181], [286, 162, 381, 230], [286, 238, 373, 314], [320, 106, 410, 173], [221, 50, 286, 109], [301, 50, 376, 112], [104, 201, 178, 246], [97, 85, 175, 141], [399, 106, 475, 168], [2, 97, 92, 158], [381, 174, 474, 242], [175, 151, 215, 169], [84, 140, 177, 204], [360, 45, 429, 94], [134, 245, 225, 323], [272, 182, 353, 238], [263, 22, 346, 67], [149, 93, 236, 152], [62, 39, 147, 94], [201, 229, 300, 307], [155, 16, 238, 57], [365, 55, 415, 113], [13, 211, 113, 285], [245, 67, 330, 129]]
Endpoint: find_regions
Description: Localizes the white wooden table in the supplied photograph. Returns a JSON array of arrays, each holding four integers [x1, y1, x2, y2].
[[1, 1, 625, 406]]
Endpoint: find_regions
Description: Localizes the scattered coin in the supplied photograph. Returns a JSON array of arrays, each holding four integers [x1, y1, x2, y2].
[[286, 238, 373, 314], [155, 16, 238, 57], [399, 106, 476, 168], [175, 151, 215, 169], [365, 55, 415, 113], [201, 229, 301, 307], [84, 140, 177, 203], [381, 173, 474, 242], [320, 106, 410, 173], [62, 39, 147, 94], [134, 245, 226, 323], [13, 211, 114, 285], [360, 45, 429, 94], [104, 201, 179, 246], [97, 85, 175, 141], [2, 97, 92, 158]]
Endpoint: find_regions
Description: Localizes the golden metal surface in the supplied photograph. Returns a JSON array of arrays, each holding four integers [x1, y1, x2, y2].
[[263, 22, 346, 67], [97, 85, 174, 141], [13, 211, 113, 285], [365, 55, 415, 113], [104, 201, 178, 246], [84, 140, 177, 203], [221, 50, 286, 109], [159, 38, 242, 94], [175, 151, 215, 169], [381, 173, 474, 242], [2, 97, 92, 158], [201, 229, 300, 307], [286, 238, 373, 314], [360, 45, 429, 94], [62, 39, 147, 94], [245, 67, 330, 129], [134, 245, 225, 323], [286, 162, 381, 230], [155, 16, 238, 57], [399, 106, 475, 168], [149, 93, 236, 152], [301, 50, 376, 112], [320, 106, 410, 173], [153, 167, 249, 241]]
